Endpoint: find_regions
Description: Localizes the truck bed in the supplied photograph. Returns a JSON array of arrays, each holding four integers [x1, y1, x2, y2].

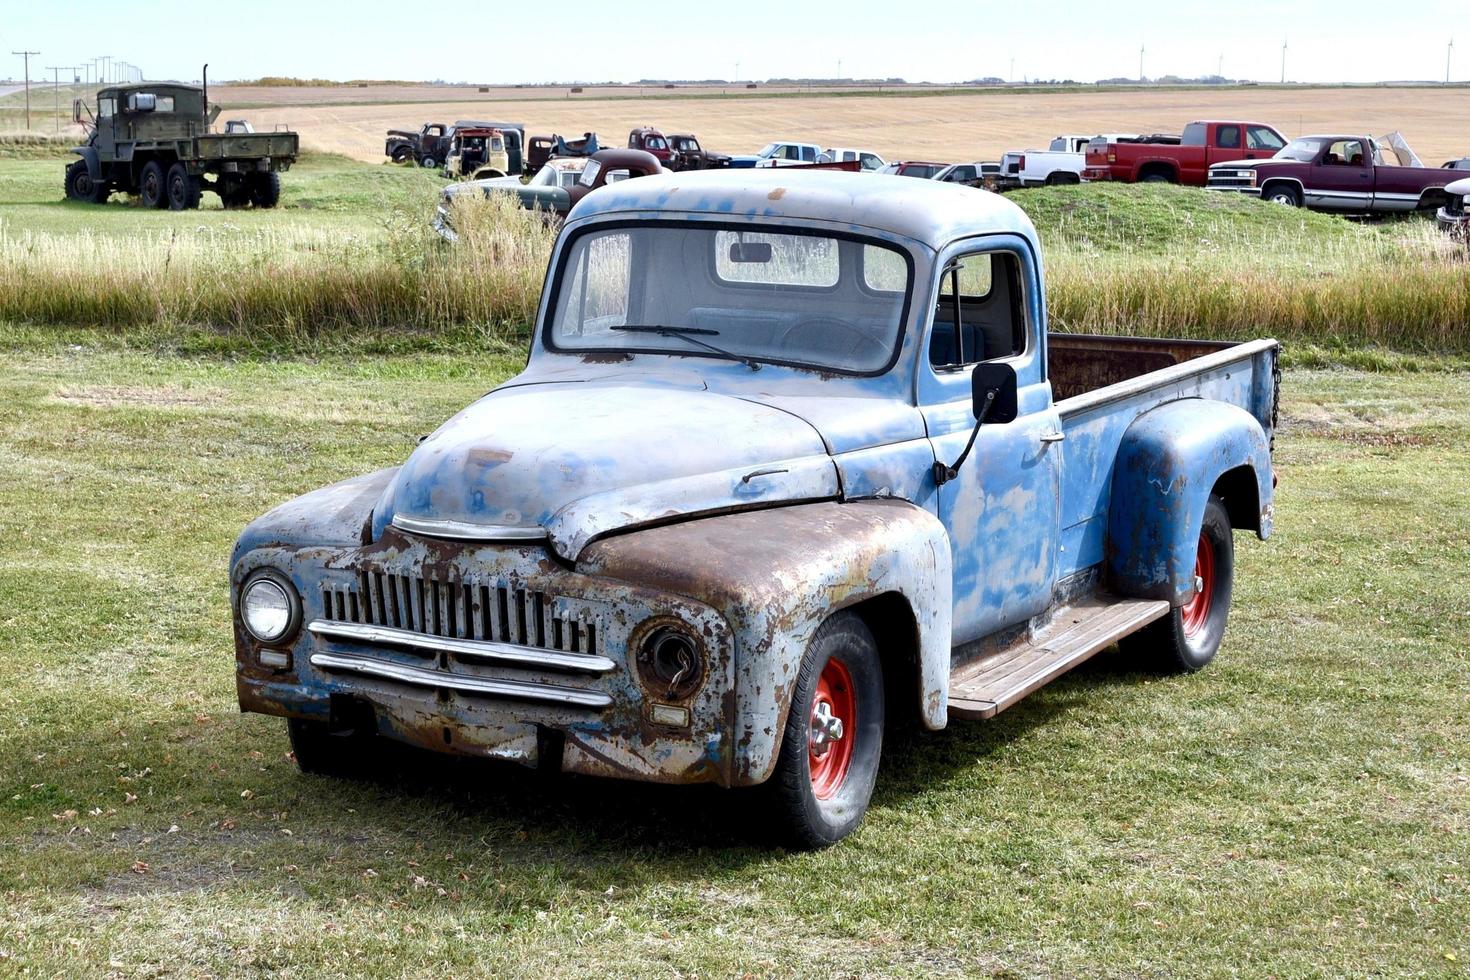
[[1049, 332, 1280, 583], [195, 131, 299, 161]]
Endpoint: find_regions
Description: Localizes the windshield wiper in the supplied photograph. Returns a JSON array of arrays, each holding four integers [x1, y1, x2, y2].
[[610, 325, 761, 371]]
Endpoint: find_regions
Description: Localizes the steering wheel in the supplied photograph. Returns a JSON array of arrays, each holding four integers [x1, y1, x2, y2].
[[777, 317, 874, 360]]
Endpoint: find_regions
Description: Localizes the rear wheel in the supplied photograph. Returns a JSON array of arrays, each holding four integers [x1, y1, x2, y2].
[[287, 718, 373, 778], [767, 611, 884, 848], [249, 171, 282, 209], [165, 162, 202, 210], [1121, 495, 1235, 672], [138, 160, 167, 208], [1140, 171, 1174, 184]]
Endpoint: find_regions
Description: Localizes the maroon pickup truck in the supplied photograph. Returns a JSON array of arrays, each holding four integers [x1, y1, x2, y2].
[[1083, 121, 1287, 186], [1206, 134, 1458, 214]]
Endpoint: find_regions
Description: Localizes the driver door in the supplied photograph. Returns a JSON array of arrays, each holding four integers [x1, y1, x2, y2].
[[1310, 139, 1372, 210], [921, 240, 1062, 645]]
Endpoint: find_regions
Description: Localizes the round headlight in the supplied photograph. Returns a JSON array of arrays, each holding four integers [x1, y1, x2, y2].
[[241, 574, 300, 644], [633, 619, 706, 701]]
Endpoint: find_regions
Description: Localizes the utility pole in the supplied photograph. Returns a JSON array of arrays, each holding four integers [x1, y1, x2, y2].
[[12, 50, 39, 129], [45, 65, 62, 132], [1280, 39, 1288, 84], [97, 55, 111, 84]]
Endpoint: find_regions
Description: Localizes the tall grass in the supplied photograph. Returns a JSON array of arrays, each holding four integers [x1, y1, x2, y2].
[[2, 175, 1467, 353], [0, 192, 555, 344]]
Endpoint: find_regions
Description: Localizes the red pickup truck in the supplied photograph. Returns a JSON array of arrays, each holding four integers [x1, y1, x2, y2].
[[1083, 121, 1288, 186]]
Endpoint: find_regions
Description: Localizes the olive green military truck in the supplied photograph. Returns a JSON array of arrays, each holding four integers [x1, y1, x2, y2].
[[67, 74, 298, 211]]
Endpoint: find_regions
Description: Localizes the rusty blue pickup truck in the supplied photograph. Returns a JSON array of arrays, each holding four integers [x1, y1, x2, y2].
[[231, 171, 1279, 847]]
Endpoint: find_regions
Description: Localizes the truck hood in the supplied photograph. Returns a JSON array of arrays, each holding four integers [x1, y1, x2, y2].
[[372, 382, 842, 559]]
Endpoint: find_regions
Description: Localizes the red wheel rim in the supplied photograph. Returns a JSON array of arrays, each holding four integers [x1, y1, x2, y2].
[[808, 656, 856, 801], [1181, 532, 1215, 638]]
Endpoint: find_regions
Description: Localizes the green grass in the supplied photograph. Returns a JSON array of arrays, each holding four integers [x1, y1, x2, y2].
[[0, 342, 1465, 976]]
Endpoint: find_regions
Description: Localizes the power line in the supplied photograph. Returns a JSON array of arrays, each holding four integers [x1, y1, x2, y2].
[[11, 50, 39, 129]]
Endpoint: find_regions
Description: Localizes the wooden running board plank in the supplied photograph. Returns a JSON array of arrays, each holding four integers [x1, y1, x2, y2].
[[948, 598, 1170, 721]]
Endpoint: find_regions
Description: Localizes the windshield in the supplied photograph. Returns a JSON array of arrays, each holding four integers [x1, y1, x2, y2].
[[756, 143, 779, 158], [1275, 138, 1329, 163], [547, 224, 912, 374]]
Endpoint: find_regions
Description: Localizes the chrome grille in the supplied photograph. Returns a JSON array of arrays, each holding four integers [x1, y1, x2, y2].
[[322, 570, 598, 659]]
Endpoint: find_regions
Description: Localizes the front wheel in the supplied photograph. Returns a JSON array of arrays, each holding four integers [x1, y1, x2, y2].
[[766, 611, 884, 848], [1263, 184, 1302, 207], [287, 718, 374, 778], [420, 156, 437, 170], [65, 160, 109, 203], [1121, 494, 1235, 672]]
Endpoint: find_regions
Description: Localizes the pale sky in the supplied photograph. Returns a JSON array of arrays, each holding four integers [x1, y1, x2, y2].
[[5, 1, 1466, 86]]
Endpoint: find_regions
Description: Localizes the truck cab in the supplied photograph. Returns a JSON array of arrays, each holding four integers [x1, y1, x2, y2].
[[627, 127, 673, 165], [1084, 121, 1286, 185], [235, 172, 1278, 847]]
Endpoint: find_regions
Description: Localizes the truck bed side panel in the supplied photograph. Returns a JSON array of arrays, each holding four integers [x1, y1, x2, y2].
[[1053, 341, 1277, 579]]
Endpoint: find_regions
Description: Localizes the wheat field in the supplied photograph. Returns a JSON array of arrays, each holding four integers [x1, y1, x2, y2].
[[214, 84, 1470, 167]]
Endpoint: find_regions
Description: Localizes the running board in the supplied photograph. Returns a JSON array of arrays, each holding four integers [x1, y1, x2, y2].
[[948, 596, 1170, 720]]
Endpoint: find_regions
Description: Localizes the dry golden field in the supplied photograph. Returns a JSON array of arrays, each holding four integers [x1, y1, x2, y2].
[[214, 84, 1470, 166]]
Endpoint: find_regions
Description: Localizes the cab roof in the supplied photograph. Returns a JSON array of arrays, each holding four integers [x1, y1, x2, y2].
[[99, 81, 201, 94], [568, 168, 1039, 252]]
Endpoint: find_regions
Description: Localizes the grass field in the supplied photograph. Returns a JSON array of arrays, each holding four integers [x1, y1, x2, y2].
[[3, 152, 1467, 358], [0, 342, 1464, 976]]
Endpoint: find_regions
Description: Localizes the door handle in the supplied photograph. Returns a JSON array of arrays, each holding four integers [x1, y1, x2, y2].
[[1039, 431, 1065, 444]]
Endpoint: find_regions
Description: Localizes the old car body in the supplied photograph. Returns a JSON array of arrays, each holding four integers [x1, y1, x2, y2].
[[666, 133, 731, 171], [1084, 121, 1286, 185], [241, 171, 1278, 846], [67, 76, 298, 210], [442, 127, 509, 180], [819, 147, 886, 171], [1207, 133, 1457, 213], [1438, 176, 1470, 234], [997, 134, 1138, 189], [730, 141, 822, 168], [432, 149, 662, 240], [627, 127, 673, 165], [879, 160, 948, 179], [387, 120, 525, 174]]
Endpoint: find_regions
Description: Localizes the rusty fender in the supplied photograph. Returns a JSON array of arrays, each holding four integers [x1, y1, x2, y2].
[[577, 498, 953, 787]]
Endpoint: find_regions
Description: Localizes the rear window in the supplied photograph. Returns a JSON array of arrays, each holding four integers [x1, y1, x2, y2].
[[1182, 123, 1207, 147], [715, 231, 838, 288]]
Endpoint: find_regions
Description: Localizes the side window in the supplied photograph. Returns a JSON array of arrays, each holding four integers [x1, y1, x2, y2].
[[1247, 126, 1284, 151], [561, 233, 631, 334], [930, 252, 1025, 369], [780, 145, 799, 160], [1216, 125, 1241, 149], [156, 96, 175, 113], [1182, 123, 1206, 147], [802, 146, 816, 162]]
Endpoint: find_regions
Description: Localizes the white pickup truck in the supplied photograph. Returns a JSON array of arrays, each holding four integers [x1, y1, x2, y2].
[[998, 134, 1136, 189]]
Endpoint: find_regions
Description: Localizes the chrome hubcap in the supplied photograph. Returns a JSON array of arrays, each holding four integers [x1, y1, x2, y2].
[[809, 700, 845, 757]]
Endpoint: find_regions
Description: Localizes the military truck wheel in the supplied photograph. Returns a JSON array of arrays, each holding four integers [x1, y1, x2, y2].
[[249, 172, 282, 209], [138, 161, 167, 208], [65, 160, 109, 203], [766, 611, 884, 849], [165, 163, 202, 211], [1121, 495, 1235, 673], [287, 718, 374, 778]]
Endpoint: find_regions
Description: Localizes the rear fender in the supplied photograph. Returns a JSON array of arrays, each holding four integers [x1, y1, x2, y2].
[[1107, 399, 1272, 605], [577, 499, 953, 785]]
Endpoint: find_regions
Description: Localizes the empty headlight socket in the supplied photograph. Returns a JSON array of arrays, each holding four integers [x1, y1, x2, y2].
[[631, 617, 707, 705]]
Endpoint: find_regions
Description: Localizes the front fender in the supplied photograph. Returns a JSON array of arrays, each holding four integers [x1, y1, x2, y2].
[[71, 145, 100, 179], [1108, 399, 1272, 604], [577, 499, 953, 785], [231, 468, 397, 573]]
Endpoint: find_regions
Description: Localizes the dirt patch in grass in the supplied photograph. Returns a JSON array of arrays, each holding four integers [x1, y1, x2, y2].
[[50, 384, 223, 410]]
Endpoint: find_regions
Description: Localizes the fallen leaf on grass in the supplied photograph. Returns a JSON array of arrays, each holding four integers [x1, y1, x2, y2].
[[131, 861, 149, 875]]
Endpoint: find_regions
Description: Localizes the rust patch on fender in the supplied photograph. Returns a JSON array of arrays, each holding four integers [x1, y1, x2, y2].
[[767, 187, 786, 201]]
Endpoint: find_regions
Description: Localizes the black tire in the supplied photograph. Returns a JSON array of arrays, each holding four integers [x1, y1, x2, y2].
[[138, 160, 167, 208], [287, 718, 373, 778], [420, 156, 437, 170], [1140, 171, 1174, 184], [219, 178, 251, 209], [1121, 495, 1235, 673], [392, 147, 413, 164], [65, 159, 109, 203], [1262, 183, 1302, 207], [249, 171, 282, 209], [766, 611, 884, 848], [1045, 171, 1080, 186], [165, 162, 202, 211]]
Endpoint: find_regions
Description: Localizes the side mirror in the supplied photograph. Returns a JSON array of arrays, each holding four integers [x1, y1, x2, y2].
[[971, 362, 1018, 423], [72, 99, 82, 124]]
